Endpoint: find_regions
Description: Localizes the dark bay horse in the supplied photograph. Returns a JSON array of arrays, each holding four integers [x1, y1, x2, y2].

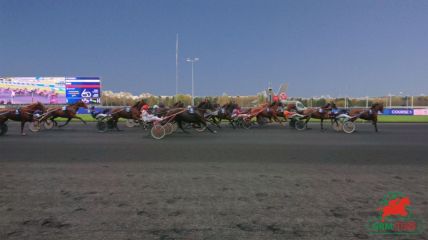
[[109, 100, 146, 130], [164, 107, 217, 134], [214, 102, 240, 128], [0, 102, 46, 135], [349, 103, 384, 132], [46, 100, 88, 127], [196, 100, 221, 128]]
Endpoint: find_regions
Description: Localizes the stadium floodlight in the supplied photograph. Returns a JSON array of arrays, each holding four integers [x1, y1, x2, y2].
[[186, 57, 199, 106]]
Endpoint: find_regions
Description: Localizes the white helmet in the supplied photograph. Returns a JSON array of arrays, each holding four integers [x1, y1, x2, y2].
[[153, 105, 159, 109]]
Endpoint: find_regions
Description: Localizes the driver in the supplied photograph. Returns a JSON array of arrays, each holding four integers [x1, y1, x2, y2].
[[231, 107, 250, 120], [140, 104, 163, 122]]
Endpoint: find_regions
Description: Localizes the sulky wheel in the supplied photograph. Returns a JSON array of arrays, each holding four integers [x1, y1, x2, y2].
[[342, 121, 356, 134], [29, 121, 41, 132], [331, 120, 343, 132], [295, 119, 306, 130], [96, 121, 108, 133], [289, 118, 296, 128], [243, 119, 252, 129], [43, 119, 54, 129], [164, 122, 173, 135], [151, 125, 166, 139], [193, 123, 207, 132], [0, 123, 8, 136], [171, 122, 178, 132], [140, 121, 150, 130]]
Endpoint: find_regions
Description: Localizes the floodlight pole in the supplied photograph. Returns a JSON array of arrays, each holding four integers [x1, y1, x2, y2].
[[186, 57, 199, 106]]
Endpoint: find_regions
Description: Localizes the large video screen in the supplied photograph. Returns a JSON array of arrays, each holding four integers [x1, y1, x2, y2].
[[0, 77, 66, 104], [65, 77, 101, 104], [0, 77, 101, 105]]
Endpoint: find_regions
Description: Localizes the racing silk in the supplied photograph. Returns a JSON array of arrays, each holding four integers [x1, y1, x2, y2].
[[231, 108, 240, 118], [187, 106, 195, 114], [330, 108, 339, 116], [141, 109, 162, 122], [62, 106, 67, 111], [15, 108, 21, 115]]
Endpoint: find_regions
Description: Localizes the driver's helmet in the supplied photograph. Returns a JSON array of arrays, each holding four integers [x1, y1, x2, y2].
[[187, 105, 192, 109], [142, 104, 149, 110], [153, 105, 159, 109]]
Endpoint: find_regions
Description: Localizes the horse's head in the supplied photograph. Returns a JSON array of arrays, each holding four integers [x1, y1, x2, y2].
[[76, 100, 88, 109], [286, 103, 297, 111], [372, 102, 384, 113], [225, 103, 238, 113], [132, 100, 145, 110], [199, 100, 214, 110], [173, 101, 184, 108], [29, 102, 46, 113], [323, 103, 331, 109]]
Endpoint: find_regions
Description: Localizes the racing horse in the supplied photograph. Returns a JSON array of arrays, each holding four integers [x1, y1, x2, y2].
[[46, 100, 89, 127], [214, 102, 240, 128], [253, 101, 284, 126], [164, 107, 217, 134], [349, 103, 384, 132], [108, 99, 146, 131], [287, 102, 334, 130], [0, 102, 46, 136], [196, 100, 222, 128]]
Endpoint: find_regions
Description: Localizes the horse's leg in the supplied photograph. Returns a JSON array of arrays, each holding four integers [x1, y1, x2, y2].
[[177, 120, 188, 133], [114, 119, 122, 131], [20, 121, 26, 136], [273, 115, 283, 126], [59, 118, 72, 127], [74, 116, 87, 125], [374, 117, 378, 132], [51, 117, 58, 126], [229, 118, 236, 129], [210, 116, 221, 128], [203, 120, 217, 134], [320, 118, 324, 130], [305, 117, 311, 129]]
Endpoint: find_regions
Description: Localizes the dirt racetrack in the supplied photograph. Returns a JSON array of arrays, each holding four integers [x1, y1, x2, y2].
[[0, 122, 427, 240]]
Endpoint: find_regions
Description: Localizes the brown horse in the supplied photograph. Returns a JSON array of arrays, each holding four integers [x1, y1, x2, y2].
[[0, 102, 46, 135], [349, 103, 384, 132], [46, 100, 88, 127], [253, 102, 283, 126], [109, 100, 146, 130], [288, 103, 333, 130]]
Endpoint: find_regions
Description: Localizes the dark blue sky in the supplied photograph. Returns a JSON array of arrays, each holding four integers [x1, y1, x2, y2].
[[1, 0, 427, 97]]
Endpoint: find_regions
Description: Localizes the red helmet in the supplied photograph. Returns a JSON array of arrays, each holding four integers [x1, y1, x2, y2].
[[142, 105, 149, 110]]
